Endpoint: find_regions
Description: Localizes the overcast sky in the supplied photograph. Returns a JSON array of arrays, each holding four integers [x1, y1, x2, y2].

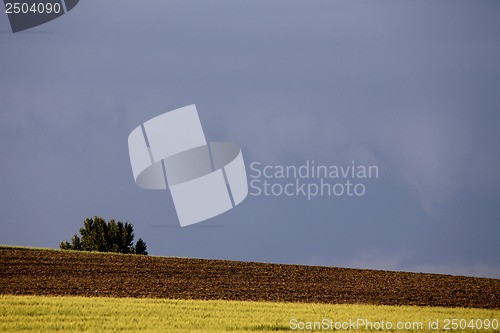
[[1, 0, 499, 278]]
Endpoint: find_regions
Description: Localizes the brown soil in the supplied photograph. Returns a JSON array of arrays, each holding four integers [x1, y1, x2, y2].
[[1, 247, 498, 308]]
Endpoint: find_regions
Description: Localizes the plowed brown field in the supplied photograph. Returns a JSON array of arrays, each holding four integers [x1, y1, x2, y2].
[[1, 247, 498, 308]]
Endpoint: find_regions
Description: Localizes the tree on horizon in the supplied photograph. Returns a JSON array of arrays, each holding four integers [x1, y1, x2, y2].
[[60, 216, 148, 255]]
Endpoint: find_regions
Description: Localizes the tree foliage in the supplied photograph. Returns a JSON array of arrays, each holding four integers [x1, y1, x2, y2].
[[60, 216, 148, 255], [134, 238, 148, 255]]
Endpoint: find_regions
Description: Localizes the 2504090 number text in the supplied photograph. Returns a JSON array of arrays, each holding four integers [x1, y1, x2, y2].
[[5, 2, 61, 14]]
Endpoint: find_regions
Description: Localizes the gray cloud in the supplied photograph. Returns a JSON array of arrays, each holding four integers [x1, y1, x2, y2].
[[1, 0, 499, 278]]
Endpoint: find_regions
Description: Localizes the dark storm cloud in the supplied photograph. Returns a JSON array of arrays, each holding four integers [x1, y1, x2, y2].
[[1, 0, 499, 277]]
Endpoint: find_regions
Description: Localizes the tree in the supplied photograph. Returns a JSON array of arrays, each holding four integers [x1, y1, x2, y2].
[[60, 216, 148, 255], [135, 238, 148, 255]]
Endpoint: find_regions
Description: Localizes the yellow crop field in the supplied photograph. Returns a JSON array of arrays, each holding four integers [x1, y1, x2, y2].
[[1, 295, 499, 333]]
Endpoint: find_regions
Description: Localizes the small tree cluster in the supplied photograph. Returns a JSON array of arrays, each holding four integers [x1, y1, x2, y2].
[[60, 216, 148, 255]]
